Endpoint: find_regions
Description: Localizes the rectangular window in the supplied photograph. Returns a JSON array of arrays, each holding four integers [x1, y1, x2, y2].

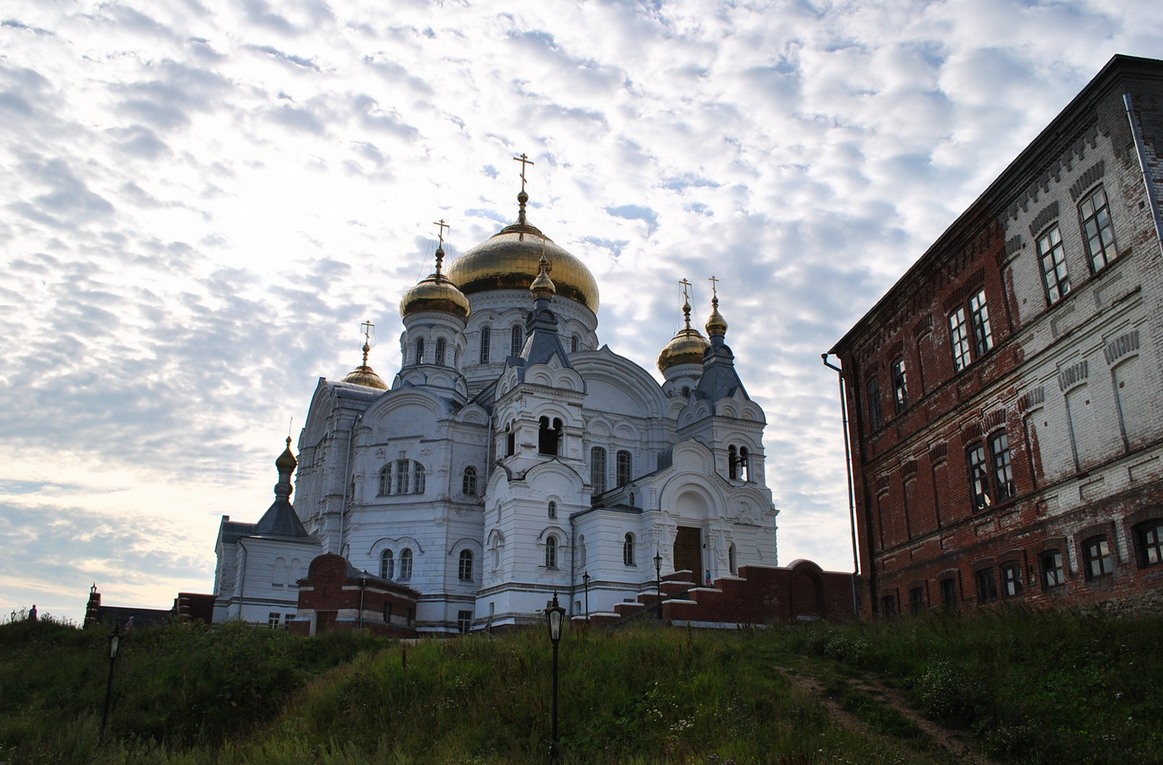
[[939, 578, 957, 608], [969, 289, 993, 358], [1040, 550, 1065, 589], [616, 450, 632, 487], [479, 326, 491, 363], [1136, 520, 1163, 568], [975, 568, 998, 603], [457, 610, 473, 634], [909, 586, 925, 614], [968, 444, 990, 510], [1036, 225, 1071, 304], [949, 307, 971, 371], [892, 358, 909, 413], [590, 447, 607, 495], [267, 612, 281, 629], [881, 594, 897, 617], [395, 461, 409, 494], [866, 376, 884, 430], [1083, 536, 1113, 579], [383, 603, 392, 623], [989, 431, 1015, 501], [1001, 561, 1023, 597], [1079, 185, 1117, 272]]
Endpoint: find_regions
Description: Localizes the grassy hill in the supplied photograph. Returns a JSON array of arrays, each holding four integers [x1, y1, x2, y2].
[[1, 607, 1160, 764]]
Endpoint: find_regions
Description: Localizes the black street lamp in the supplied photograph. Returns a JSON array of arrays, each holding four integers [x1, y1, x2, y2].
[[545, 592, 566, 764], [654, 549, 663, 620], [99, 623, 121, 746], [582, 570, 590, 623]]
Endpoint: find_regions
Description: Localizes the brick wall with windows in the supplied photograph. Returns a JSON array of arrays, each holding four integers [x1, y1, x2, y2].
[[830, 56, 1163, 617]]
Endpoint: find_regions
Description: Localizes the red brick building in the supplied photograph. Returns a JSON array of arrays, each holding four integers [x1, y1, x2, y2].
[[829, 55, 1163, 617], [291, 553, 421, 637]]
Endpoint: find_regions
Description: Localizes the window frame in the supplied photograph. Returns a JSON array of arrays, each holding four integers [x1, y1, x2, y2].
[[380, 549, 394, 580], [892, 358, 909, 413], [544, 535, 558, 569], [1079, 185, 1117, 273], [435, 337, 446, 366], [866, 375, 884, 430], [510, 325, 523, 357], [1036, 224, 1071, 305], [458, 549, 474, 582], [974, 567, 998, 604], [949, 288, 993, 372], [378, 465, 392, 496], [590, 447, 607, 495], [967, 443, 990, 511], [479, 325, 491, 363], [399, 548, 413, 581], [1040, 550, 1065, 589], [988, 430, 1015, 502], [1001, 561, 1023, 598], [1135, 519, 1163, 569], [616, 450, 632, 487], [462, 466, 478, 496], [1082, 536, 1113, 580], [939, 577, 958, 608], [413, 462, 425, 494], [623, 533, 635, 566]]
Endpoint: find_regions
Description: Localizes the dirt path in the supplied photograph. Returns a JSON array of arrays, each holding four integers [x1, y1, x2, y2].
[[775, 666, 995, 765]]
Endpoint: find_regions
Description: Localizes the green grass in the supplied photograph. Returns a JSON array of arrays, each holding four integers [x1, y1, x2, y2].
[[2, 607, 1160, 764]]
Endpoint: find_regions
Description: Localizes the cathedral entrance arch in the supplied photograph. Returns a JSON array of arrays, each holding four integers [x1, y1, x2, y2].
[[674, 526, 701, 580]]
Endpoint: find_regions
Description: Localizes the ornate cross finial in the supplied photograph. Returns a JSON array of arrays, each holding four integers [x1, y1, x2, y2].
[[679, 278, 692, 303], [708, 274, 719, 299], [513, 152, 535, 193], [433, 218, 450, 246], [360, 320, 375, 365]]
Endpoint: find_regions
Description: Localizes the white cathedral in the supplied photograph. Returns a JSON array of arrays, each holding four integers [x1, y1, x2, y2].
[[214, 175, 779, 634]]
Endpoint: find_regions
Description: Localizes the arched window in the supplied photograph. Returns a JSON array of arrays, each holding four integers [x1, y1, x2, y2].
[[544, 535, 558, 569], [380, 549, 394, 580], [435, 337, 446, 366], [415, 337, 425, 364], [273, 557, 286, 585], [728, 445, 738, 479], [506, 422, 515, 456], [571, 335, 579, 353], [399, 548, 413, 580], [548, 500, 557, 519], [511, 325, 523, 356], [395, 460, 409, 494], [489, 532, 502, 572], [378, 465, 392, 496], [479, 325, 491, 363], [623, 533, 635, 566], [738, 447, 750, 482], [578, 536, 586, 568], [413, 462, 426, 494], [616, 450, 632, 487], [462, 466, 478, 496], [539, 416, 562, 455], [590, 447, 607, 495], [458, 549, 474, 582], [729, 543, 737, 575]]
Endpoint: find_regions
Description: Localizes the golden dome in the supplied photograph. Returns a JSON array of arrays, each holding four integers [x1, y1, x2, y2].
[[342, 365, 388, 389], [400, 246, 471, 320], [275, 437, 297, 472], [658, 328, 710, 372], [446, 222, 599, 312], [530, 255, 556, 298], [658, 287, 710, 373], [341, 337, 389, 389], [706, 293, 728, 336]]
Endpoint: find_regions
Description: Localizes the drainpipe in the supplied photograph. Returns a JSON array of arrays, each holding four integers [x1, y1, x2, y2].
[[338, 414, 361, 557], [822, 353, 861, 617], [569, 514, 577, 617], [1124, 94, 1163, 252]]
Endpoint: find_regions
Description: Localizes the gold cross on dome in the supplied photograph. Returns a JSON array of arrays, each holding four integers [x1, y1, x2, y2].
[[708, 274, 719, 298], [679, 278, 692, 303], [433, 218, 450, 246], [513, 152, 535, 192]]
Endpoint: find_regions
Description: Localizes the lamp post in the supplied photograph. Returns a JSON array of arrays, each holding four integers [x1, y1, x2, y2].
[[545, 592, 566, 764], [582, 570, 590, 623], [99, 623, 121, 746], [654, 549, 663, 620]]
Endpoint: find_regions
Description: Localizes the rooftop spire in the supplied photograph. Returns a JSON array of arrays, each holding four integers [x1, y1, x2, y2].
[[679, 277, 694, 330], [705, 274, 728, 338], [513, 152, 535, 225], [433, 218, 450, 275]]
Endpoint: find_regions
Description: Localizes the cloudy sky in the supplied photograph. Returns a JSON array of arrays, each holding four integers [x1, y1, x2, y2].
[[2, 0, 1160, 623]]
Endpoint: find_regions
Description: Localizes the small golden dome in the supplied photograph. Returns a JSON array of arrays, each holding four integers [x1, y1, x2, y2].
[[400, 246, 471, 321], [341, 338, 389, 389], [342, 365, 388, 389], [658, 286, 710, 373], [530, 255, 556, 298], [446, 222, 599, 312], [705, 292, 728, 337], [658, 328, 710, 372], [275, 437, 297, 472]]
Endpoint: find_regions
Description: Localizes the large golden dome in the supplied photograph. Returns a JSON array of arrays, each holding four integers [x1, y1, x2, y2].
[[400, 246, 471, 320], [446, 221, 600, 312]]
